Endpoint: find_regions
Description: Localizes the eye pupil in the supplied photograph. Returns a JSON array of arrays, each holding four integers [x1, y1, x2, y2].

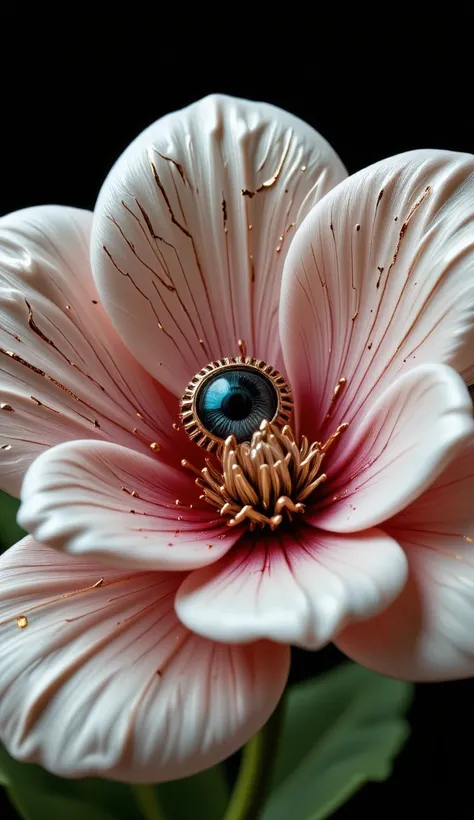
[[196, 367, 278, 443], [221, 390, 252, 421]]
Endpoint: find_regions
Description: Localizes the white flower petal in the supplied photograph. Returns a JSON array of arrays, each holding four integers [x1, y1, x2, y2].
[[0, 537, 289, 782], [0, 206, 182, 497], [91, 94, 346, 394], [280, 149, 474, 445], [335, 440, 474, 681], [176, 525, 407, 650], [19, 440, 239, 570], [311, 364, 474, 532]]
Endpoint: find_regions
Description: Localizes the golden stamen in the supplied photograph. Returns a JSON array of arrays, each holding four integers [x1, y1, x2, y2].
[[326, 377, 347, 419], [188, 419, 348, 531], [320, 423, 349, 453], [181, 458, 201, 478]]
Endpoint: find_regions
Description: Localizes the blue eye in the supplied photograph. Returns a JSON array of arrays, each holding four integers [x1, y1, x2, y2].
[[196, 367, 278, 443]]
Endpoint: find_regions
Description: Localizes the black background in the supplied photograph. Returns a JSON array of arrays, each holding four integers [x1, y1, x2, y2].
[[1, 12, 474, 819]]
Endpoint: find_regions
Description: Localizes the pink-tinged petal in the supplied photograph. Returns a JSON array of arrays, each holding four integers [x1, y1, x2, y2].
[[0, 206, 184, 497], [91, 94, 346, 394], [280, 150, 474, 444], [19, 440, 240, 570], [0, 537, 289, 782], [311, 364, 474, 532], [335, 440, 474, 681], [176, 524, 407, 650]]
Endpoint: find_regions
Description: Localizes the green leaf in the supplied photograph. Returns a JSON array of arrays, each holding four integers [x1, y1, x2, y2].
[[0, 743, 229, 820], [155, 765, 229, 820], [7, 791, 121, 820], [262, 662, 413, 820], [0, 746, 140, 820], [0, 491, 26, 552]]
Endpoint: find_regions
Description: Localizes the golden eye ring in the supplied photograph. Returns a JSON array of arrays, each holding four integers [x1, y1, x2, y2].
[[179, 355, 294, 452]]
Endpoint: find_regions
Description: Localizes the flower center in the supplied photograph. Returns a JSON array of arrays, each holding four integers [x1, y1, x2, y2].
[[179, 343, 348, 531], [183, 419, 348, 530]]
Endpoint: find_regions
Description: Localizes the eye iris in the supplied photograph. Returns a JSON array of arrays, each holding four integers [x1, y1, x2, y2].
[[196, 368, 278, 443]]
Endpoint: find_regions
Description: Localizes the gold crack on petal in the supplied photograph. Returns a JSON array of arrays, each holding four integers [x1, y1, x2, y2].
[[241, 133, 292, 198], [183, 419, 348, 531]]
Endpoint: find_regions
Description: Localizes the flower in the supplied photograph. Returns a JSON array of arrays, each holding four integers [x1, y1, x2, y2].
[[0, 94, 473, 783]]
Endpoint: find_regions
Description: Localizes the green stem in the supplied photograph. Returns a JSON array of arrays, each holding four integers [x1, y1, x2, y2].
[[132, 784, 167, 820], [223, 694, 286, 820]]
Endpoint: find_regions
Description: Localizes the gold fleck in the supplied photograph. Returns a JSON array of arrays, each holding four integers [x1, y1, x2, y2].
[[238, 339, 247, 358], [131, 490, 139, 498], [1, 444, 12, 450], [16, 615, 28, 629], [172, 423, 180, 431], [66, 304, 71, 311], [150, 441, 160, 452], [301, 165, 307, 171], [199, 339, 204, 346], [464, 536, 473, 543], [207, 544, 214, 550], [276, 222, 295, 253], [0, 403, 14, 411], [248, 224, 253, 230], [136, 411, 144, 419]]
